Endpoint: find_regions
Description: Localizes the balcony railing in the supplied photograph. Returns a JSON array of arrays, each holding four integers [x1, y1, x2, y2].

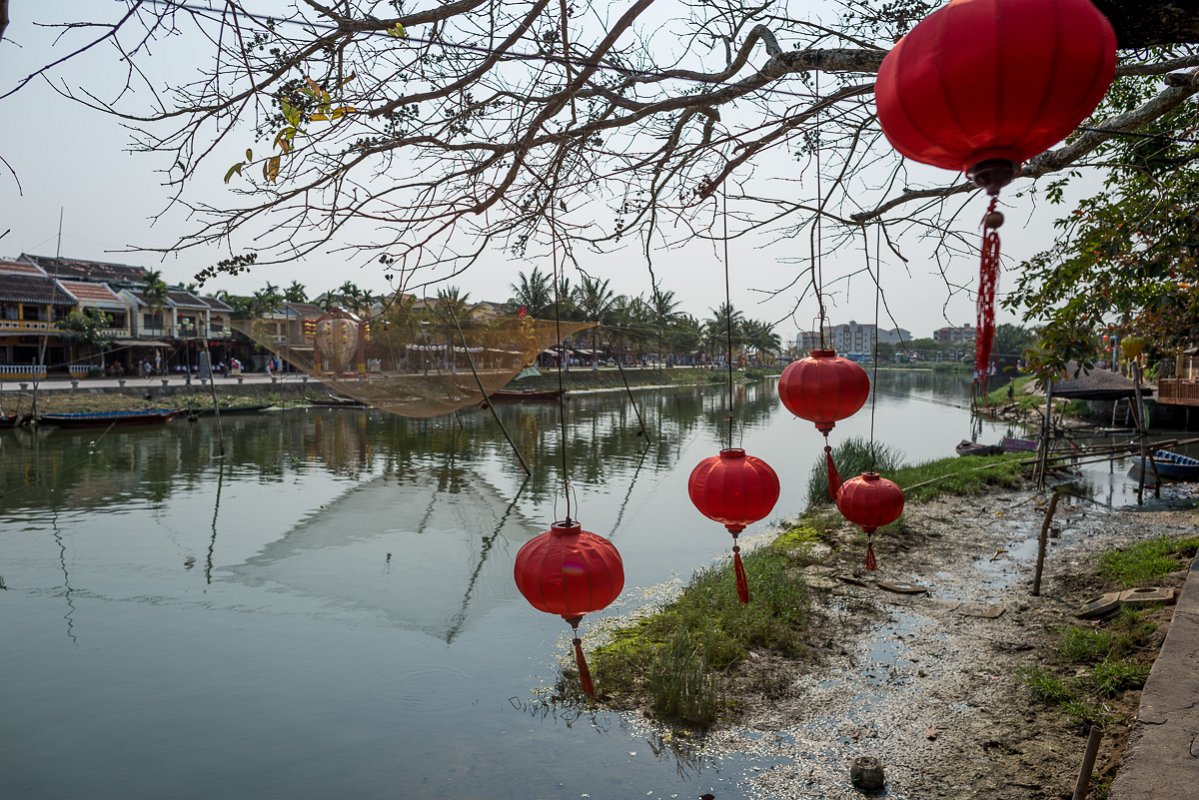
[[0, 364, 48, 379], [0, 319, 53, 332], [1156, 379, 1199, 406]]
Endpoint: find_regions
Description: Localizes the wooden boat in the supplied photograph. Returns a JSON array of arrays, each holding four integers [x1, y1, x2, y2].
[[1130, 449, 1199, 482], [192, 403, 273, 417], [489, 388, 565, 402], [307, 395, 368, 408], [956, 439, 1003, 457], [1000, 436, 1039, 453], [38, 408, 180, 429], [0, 413, 31, 429]]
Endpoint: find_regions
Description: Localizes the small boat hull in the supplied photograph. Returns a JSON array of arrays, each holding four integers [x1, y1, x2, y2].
[[1000, 436, 1039, 453], [489, 389, 564, 402], [39, 408, 180, 429], [1130, 449, 1199, 482], [956, 439, 1003, 457]]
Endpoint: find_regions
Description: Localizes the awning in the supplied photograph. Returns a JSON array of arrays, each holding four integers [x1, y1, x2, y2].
[[114, 338, 172, 348]]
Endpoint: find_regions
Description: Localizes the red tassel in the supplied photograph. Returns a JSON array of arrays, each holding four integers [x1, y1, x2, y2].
[[825, 444, 842, 499], [865, 540, 877, 572], [733, 544, 750, 604], [976, 199, 1002, 394], [573, 636, 595, 697]]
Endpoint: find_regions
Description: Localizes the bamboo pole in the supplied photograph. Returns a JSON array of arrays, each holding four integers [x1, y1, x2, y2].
[[1032, 490, 1060, 596], [1071, 726, 1103, 800]]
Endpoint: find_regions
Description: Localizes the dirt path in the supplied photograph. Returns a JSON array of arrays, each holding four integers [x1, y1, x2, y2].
[[686, 486, 1198, 799]]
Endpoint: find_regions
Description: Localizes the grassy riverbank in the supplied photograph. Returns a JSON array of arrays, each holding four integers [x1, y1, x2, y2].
[[589, 451, 1034, 727]]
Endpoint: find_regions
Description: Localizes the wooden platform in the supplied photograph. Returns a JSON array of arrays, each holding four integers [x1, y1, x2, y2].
[[1156, 379, 1199, 407]]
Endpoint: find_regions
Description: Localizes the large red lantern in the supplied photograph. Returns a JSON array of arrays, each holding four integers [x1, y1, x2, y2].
[[514, 520, 624, 697], [778, 350, 870, 496], [836, 472, 905, 571], [875, 0, 1116, 387], [688, 448, 780, 604]]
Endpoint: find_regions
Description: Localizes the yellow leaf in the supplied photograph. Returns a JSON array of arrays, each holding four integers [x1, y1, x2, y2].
[[265, 155, 281, 183], [387, 21, 407, 38], [306, 77, 322, 95], [335, 72, 357, 90], [309, 113, 329, 122], [223, 163, 244, 184]]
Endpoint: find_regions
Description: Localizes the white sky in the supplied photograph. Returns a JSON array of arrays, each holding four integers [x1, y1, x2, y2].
[[1, 0, 1102, 340]]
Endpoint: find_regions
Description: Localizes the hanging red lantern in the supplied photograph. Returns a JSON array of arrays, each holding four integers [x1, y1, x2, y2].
[[874, 0, 1116, 389], [836, 472, 905, 572], [688, 448, 780, 604], [778, 350, 870, 497], [514, 520, 624, 697]]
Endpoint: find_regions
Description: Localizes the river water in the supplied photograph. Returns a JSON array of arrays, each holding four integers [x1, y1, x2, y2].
[[0, 371, 1149, 799]]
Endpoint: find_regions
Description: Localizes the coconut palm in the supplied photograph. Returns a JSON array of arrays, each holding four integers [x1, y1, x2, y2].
[[283, 281, 308, 302], [142, 269, 170, 334], [508, 269, 552, 318], [574, 275, 615, 369]]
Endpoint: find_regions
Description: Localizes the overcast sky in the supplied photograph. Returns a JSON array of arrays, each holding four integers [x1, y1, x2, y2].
[[1, 1, 1102, 341]]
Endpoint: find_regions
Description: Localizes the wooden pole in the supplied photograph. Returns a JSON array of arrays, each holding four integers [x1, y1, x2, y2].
[[1071, 725, 1103, 800], [1036, 380, 1053, 490], [1032, 490, 1060, 597]]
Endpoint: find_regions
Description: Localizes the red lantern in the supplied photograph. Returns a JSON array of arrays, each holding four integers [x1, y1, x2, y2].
[[835, 472, 905, 571], [514, 520, 624, 697], [778, 350, 870, 496], [688, 448, 780, 604], [874, 0, 1116, 388]]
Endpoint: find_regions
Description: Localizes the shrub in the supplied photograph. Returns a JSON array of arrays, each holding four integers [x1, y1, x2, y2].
[[807, 436, 901, 506]]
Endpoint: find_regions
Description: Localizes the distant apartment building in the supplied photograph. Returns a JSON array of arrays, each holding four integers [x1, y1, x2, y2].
[[933, 324, 976, 344], [795, 322, 911, 354]]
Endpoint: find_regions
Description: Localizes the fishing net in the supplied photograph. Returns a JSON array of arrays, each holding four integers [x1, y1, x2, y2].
[[232, 302, 592, 418]]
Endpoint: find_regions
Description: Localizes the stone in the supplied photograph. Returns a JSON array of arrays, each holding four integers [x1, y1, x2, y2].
[[807, 577, 838, 592], [1077, 592, 1122, 619], [850, 755, 885, 791], [877, 581, 928, 595], [1118, 587, 1177, 607], [954, 603, 1006, 619]]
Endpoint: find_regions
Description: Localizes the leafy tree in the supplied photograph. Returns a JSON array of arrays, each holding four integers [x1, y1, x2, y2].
[[574, 276, 615, 369], [509, 269, 553, 319], [58, 309, 115, 367], [283, 281, 308, 303], [7, 1, 1195, 304]]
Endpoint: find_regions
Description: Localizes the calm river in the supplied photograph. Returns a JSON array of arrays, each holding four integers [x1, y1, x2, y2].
[[0, 371, 1128, 799]]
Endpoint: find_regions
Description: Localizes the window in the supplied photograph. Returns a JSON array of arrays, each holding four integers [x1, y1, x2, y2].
[[108, 312, 127, 328], [21, 304, 46, 321], [1, 303, 17, 320], [143, 312, 164, 330]]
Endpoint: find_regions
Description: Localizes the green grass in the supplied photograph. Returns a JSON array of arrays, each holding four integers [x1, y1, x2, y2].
[[890, 452, 1029, 502], [985, 375, 1039, 409], [1023, 609, 1159, 730], [590, 526, 818, 726], [1099, 536, 1199, 587], [807, 437, 901, 506]]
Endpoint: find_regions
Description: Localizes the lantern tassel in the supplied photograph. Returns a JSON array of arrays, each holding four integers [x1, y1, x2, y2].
[[825, 444, 842, 499], [572, 635, 595, 697], [865, 539, 878, 572], [733, 543, 750, 605], [976, 198, 1002, 394]]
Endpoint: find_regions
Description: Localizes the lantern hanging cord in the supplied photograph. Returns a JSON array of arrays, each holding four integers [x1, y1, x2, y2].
[[550, 206, 572, 524], [813, 59, 827, 349], [722, 188, 735, 450], [869, 223, 882, 472]]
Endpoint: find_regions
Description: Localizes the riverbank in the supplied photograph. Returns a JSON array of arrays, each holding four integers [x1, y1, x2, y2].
[[581, 461, 1199, 799]]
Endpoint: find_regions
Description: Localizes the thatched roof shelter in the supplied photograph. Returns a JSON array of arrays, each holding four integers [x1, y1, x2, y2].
[[1051, 362, 1152, 400]]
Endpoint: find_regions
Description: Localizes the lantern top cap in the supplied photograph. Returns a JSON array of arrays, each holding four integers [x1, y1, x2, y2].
[[861, 471, 881, 481], [550, 520, 583, 536], [808, 348, 837, 358], [719, 448, 746, 459]]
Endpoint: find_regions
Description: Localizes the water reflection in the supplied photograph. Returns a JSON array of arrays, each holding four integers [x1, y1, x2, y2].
[[1, 371, 1080, 800]]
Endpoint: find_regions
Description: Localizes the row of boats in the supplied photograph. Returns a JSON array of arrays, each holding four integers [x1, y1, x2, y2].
[[0, 388, 566, 430]]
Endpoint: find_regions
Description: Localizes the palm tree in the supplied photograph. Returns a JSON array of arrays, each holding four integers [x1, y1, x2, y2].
[[705, 303, 745, 364], [574, 275, 615, 369], [283, 281, 308, 302], [508, 268, 552, 318], [649, 287, 680, 367], [142, 269, 170, 334], [742, 319, 782, 365]]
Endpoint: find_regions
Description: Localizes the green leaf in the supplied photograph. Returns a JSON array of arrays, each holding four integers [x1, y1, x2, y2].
[[387, 22, 407, 38], [224, 163, 244, 184], [245, 148, 253, 161]]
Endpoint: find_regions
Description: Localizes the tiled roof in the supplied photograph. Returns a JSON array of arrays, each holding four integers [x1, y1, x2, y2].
[[124, 290, 175, 308], [285, 302, 325, 318], [58, 281, 127, 308], [0, 272, 75, 305], [167, 289, 209, 309], [19, 253, 150, 285], [200, 295, 234, 312], [0, 259, 46, 276]]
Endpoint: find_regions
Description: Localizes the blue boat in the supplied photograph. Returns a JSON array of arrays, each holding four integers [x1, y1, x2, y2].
[[1131, 450, 1199, 482], [38, 408, 180, 429]]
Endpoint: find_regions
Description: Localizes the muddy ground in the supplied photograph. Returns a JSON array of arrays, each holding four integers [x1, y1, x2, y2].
[[652, 482, 1198, 799]]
